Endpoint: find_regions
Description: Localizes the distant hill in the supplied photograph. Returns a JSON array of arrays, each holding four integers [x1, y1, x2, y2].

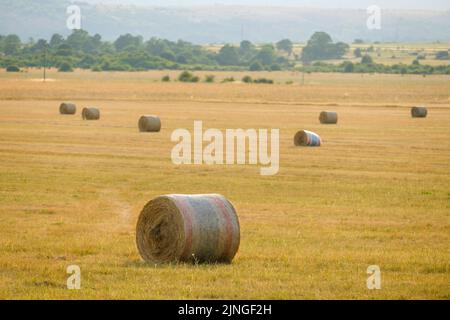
[[1, 0, 450, 43]]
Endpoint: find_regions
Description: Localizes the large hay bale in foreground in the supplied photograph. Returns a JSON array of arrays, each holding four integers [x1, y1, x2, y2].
[[138, 115, 161, 132], [411, 106, 427, 118], [294, 130, 322, 146], [136, 194, 240, 264], [319, 111, 338, 124], [59, 103, 76, 115], [82, 107, 100, 120]]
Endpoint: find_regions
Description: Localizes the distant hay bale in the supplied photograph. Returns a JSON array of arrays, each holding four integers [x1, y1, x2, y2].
[[138, 115, 161, 132], [294, 130, 322, 146], [411, 106, 427, 118], [82, 107, 100, 120], [59, 103, 76, 115], [136, 194, 240, 264], [319, 111, 338, 124]]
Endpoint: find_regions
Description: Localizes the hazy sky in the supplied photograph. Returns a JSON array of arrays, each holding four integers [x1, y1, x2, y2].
[[82, 0, 450, 10]]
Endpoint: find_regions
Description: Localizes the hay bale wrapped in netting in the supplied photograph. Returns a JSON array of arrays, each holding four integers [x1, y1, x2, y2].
[[136, 194, 240, 264], [138, 115, 161, 132], [294, 130, 322, 146], [411, 106, 427, 118], [319, 111, 338, 124], [59, 103, 76, 115], [82, 107, 100, 120]]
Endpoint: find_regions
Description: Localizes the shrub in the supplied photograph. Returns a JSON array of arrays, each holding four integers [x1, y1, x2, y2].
[[162, 75, 170, 82], [253, 78, 274, 84], [270, 64, 281, 71], [343, 61, 354, 73], [6, 66, 20, 72], [222, 77, 235, 83], [242, 75, 253, 83], [58, 62, 73, 72], [361, 55, 373, 64], [178, 71, 199, 82], [204, 75, 215, 83], [249, 61, 263, 71]]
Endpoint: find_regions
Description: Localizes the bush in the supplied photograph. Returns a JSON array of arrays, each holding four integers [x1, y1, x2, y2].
[[242, 75, 253, 83], [249, 61, 263, 71], [253, 78, 274, 84], [222, 77, 235, 83], [270, 64, 281, 71], [204, 75, 215, 83], [343, 61, 354, 73], [178, 71, 199, 82], [6, 66, 20, 72], [361, 55, 373, 64], [162, 75, 171, 82], [58, 62, 73, 72]]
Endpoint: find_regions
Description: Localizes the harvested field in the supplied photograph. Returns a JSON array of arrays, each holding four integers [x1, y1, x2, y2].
[[0, 69, 449, 299]]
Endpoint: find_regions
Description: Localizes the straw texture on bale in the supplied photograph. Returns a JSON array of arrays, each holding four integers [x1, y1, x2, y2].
[[59, 103, 76, 115], [411, 106, 428, 118], [319, 111, 338, 124], [294, 130, 322, 146], [138, 115, 161, 132], [82, 107, 100, 120], [136, 194, 240, 264]]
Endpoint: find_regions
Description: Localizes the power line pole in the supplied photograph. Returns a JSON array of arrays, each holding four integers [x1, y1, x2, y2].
[[43, 45, 47, 82]]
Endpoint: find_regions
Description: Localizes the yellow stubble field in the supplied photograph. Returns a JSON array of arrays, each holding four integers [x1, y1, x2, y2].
[[0, 69, 449, 299]]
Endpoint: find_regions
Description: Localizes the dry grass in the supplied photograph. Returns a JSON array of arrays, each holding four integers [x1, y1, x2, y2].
[[0, 69, 449, 299]]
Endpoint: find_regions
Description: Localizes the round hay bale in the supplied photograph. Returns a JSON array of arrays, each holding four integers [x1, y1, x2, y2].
[[138, 115, 161, 132], [319, 111, 338, 124], [411, 106, 427, 118], [82, 107, 100, 120], [136, 194, 240, 264], [59, 103, 76, 115], [294, 130, 322, 147]]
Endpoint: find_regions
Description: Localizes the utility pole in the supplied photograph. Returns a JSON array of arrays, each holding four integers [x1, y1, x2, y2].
[[43, 45, 47, 82]]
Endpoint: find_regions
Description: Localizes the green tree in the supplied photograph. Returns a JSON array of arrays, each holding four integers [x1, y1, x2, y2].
[[66, 30, 90, 51], [58, 62, 73, 72], [239, 40, 254, 54], [255, 45, 276, 66], [114, 34, 143, 52], [50, 34, 64, 49], [3, 34, 21, 55], [361, 54, 373, 64], [276, 39, 293, 55], [354, 48, 362, 58], [250, 61, 264, 71], [301, 32, 348, 63], [217, 45, 239, 66], [342, 61, 354, 73]]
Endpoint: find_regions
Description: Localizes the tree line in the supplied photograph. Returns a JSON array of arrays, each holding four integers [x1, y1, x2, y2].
[[0, 30, 298, 72], [1, 30, 449, 75]]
